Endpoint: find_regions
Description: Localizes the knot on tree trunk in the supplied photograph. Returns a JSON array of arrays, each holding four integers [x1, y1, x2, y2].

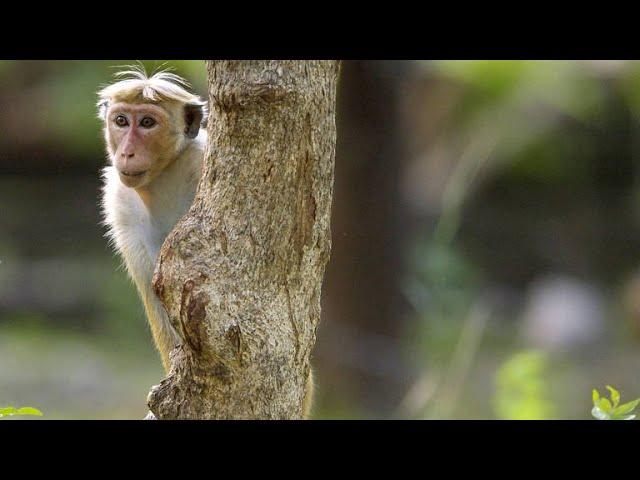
[[211, 65, 295, 111]]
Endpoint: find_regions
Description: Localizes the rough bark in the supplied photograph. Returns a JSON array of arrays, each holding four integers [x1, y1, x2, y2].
[[146, 60, 339, 419]]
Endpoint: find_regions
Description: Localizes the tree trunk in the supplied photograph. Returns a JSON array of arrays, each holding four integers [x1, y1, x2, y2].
[[147, 60, 340, 419], [318, 61, 413, 415]]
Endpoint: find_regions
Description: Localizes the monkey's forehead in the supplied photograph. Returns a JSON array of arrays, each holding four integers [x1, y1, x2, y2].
[[98, 77, 203, 106], [107, 101, 172, 117], [103, 88, 188, 106]]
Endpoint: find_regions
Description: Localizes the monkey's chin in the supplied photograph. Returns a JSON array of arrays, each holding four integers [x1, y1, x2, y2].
[[118, 170, 149, 188]]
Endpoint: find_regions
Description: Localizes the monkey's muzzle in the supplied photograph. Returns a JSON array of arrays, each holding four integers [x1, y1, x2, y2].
[[121, 170, 148, 177]]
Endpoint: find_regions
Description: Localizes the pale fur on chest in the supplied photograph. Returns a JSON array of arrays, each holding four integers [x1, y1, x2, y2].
[[101, 138, 204, 365]]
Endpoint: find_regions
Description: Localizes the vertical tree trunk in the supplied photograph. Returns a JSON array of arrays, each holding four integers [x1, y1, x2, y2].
[[318, 61, 412, 415], [147, 60, 340, 419]]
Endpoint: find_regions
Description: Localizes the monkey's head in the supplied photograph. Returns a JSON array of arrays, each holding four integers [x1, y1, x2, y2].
[[97, 67, 207, 189]]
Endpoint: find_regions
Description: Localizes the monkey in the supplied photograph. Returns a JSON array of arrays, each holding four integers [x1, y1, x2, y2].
[[98, 67, 206, 373], [98, 67, 314, 418]]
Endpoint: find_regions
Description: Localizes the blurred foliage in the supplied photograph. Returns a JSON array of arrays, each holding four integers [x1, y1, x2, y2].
[[0, 406, 43, 418], [494, 350, 555, 420], [403, 60, 640, 419], [431, 60, 607, 123], [591, 385, 640, 420], [404, 239, 485, 371]]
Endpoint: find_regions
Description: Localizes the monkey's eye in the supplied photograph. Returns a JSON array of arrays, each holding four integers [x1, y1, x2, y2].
[[140, 117, 156, 128], [115, 115, 129, 127]]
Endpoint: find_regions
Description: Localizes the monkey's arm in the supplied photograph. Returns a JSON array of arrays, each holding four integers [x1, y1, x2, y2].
[[139, 288, 180, 371], [118, 237, 181, 372], [118, 238, 180, 371]]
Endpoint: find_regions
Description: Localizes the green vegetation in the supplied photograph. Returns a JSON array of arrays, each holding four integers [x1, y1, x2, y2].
[[591, 386, 640, 420], [494, 350, 555, 420], [0, 406, 43, 418]]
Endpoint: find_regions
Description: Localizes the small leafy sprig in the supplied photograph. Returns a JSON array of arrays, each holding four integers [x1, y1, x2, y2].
[[0, 406, 43, 419], [591, 386, 640, 420]]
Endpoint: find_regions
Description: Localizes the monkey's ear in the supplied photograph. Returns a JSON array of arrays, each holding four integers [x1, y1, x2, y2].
[[97, 100, 108, 121], [184, 102, 206, 139]]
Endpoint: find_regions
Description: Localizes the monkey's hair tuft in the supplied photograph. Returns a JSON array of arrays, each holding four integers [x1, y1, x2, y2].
[[97, 64, 207, 122]]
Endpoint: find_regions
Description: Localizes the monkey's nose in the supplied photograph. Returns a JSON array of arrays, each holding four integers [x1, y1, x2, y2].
[[122, 152, 135, 158]]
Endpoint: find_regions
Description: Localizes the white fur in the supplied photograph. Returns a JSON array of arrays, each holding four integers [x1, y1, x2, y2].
[[101, 130, 206, 351]]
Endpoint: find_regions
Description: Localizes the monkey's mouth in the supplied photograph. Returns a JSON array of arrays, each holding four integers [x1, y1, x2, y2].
[[120, 170, 148, 178]]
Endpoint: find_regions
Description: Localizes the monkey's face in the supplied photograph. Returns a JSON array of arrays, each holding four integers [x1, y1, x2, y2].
[[106, 102, 183, 189]]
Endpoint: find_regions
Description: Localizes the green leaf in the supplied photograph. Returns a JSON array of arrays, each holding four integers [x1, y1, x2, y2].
[[606, 385, 620, 408], [614, 399, 640, 416], [598, 397, 613, 413], [0, 406, 18, 417], [592, 389, 600, 404], [14, 407, 43, 416], [592, 406, 610, 420], [0, 405, 43, 418]]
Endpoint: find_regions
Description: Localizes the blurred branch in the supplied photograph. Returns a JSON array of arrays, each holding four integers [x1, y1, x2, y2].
[[428, 301, 489, 418], [395, 301, 489, 419], [433, 134, 498, 245]]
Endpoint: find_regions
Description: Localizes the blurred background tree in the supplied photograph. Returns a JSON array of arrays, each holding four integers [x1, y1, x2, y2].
[[3, 60, 640, 419]]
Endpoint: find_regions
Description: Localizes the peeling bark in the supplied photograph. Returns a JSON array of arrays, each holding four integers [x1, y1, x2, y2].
[[146, 60, 339, 419]]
